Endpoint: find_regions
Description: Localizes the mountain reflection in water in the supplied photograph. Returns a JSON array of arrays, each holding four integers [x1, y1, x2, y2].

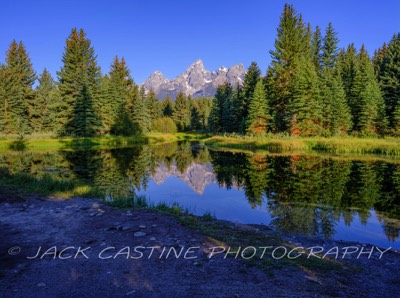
[[1, 141, 399, 249]]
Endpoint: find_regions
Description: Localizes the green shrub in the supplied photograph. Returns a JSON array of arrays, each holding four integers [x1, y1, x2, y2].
[[151, 117, 177, 133]]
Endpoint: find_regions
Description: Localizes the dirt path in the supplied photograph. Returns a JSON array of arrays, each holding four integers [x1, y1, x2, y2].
[[0, 194, 399, 297]]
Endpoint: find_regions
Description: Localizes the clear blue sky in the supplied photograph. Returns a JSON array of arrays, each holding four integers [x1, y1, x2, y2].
[[1, 0, 399, 83]]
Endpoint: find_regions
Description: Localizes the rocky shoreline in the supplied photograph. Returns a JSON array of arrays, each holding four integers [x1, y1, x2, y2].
[[1, 193, 399, 297]]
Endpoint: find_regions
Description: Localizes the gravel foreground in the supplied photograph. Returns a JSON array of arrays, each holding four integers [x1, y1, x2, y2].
[[1, 193, 399, 298]]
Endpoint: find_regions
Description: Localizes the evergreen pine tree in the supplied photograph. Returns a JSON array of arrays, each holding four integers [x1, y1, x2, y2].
[[241, 62, 262, 102], [139, 85, 147, 102], [394, 100, 400, 131], [190, 100, 202, 130], [71, 85, 101, 137], [358, 81, 385, 134], [172, 92, 191, 131], [4, 40, 19, 69], [339, 44, 358, 128], [221, 84, 241, 133], [323, 70, 352, 135], [106, 56, 133, 134], [303, 22, 313, 58], [378, 34, 400, 131], [373, 43, 388, 77], [146, 90, 160, 121], [264, 67, 276, 132], [0, 65, 23, 134], [5, 41, 37, 98], [287, 56, 324, 136], [268, 4, 308, 132], [187, 94, 194, 126], [319, 24, 351, 134], [32, 69, 56, 132], [0, 66, 6, 132], [311, 26, 323, 73], [322, 23, 339, 69], [57, 28, 103, 135], [112, 104, 135, 135], [351, 45, 387, 134], [246, 80, 271, 135], [16, 41, 37, 125], [163, 95, 174, 117], [191, 97, 213, 130], [209, 84, 228, 132], [240, 62, 261, 130], [42, 86, 63, 134], [112, 81, 138, 135], [2, 40, 37, 134], [131, 86, 151, 134]]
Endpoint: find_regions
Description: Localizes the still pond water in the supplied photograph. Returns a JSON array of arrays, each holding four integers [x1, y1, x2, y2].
[[1, 141, 400, 249]]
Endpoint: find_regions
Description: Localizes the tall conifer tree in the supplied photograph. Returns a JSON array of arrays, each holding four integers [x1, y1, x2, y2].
[[2, 40, 37, 134], [339, 44, 359, 130], [0, 65, 24, 134], [378, 34, 400, 131], [240, 62, 261, 130], [246, 80, 271, 135], [319, 22, 352, 134], [311, 26, 323, 73], [71, 85, 101, 136], [32, 69, 56, 132], [351, 45, 387, 134], [209, 84, 229, 132], [323, 70, 352, 135], [146, 90, 160, 121], [163, 95, 174, 117], [221, 84, 241, 133], [131, 86, 151, 134], [322, 23, 339, 69], [287, 56, 324, 136], [57, 28, 102, 135], [172, 92, 191, 131], [269, 4, 307, 132], [106, 56, 133, 134], [373, 43, 388, 78]]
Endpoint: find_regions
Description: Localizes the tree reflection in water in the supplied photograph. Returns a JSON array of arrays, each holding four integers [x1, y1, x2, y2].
[[0, 141, 399, 241]]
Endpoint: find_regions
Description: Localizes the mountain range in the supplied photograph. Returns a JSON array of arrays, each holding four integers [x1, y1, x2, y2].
[[142, 59, 245, 100]]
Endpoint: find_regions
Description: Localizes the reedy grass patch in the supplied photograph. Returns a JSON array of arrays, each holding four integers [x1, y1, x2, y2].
[[204, 135, 400, 156]]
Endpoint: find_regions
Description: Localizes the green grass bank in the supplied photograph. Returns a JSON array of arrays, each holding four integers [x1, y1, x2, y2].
[[0, 132, 208, 152], [204, 135, 400, 156]]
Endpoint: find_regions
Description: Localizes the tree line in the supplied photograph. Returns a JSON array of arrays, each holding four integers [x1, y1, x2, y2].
[[1, 4, 399, 137], [0, 28, 213, 136], [210, 4, 400, 137]]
